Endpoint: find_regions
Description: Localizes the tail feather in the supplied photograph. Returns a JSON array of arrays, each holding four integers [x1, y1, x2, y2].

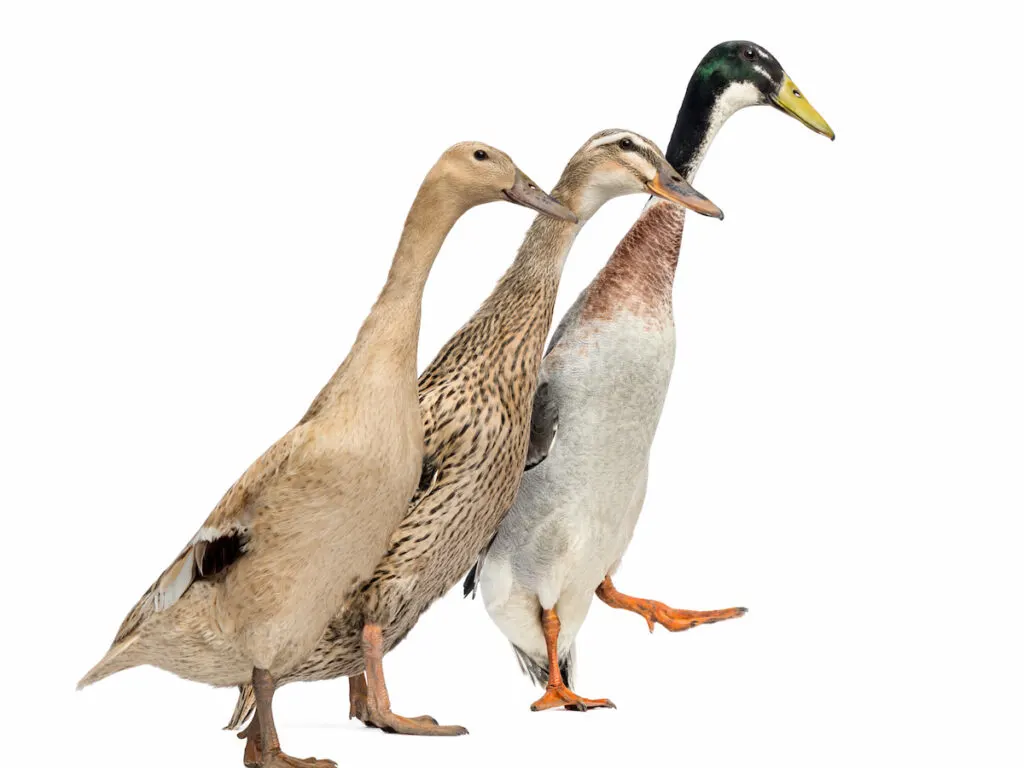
[[463, 536, 494, 599], [511, 642, 574, 689], [225, 684, 256, 731], [77, 634, 142, 690], [462, 564, 477, 598]]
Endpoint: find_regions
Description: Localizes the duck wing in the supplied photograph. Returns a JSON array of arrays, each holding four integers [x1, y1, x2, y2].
[[524, 378, 558, 471], [112, 428, 302, 644]]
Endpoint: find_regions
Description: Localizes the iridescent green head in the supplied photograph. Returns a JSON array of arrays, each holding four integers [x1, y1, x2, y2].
[[666, 41, 834, 179]]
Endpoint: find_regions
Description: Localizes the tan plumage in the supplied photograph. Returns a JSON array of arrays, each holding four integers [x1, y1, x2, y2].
[[78, 142, 571, 767], [227, 130, 722, 742]]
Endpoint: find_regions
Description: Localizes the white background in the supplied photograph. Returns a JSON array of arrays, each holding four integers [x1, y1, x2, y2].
[[2, 2, 1021, 766]]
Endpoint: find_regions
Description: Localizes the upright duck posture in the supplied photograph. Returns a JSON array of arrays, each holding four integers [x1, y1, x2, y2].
[[473, 41, 835, 711], [77, 142, 571, 768], [230, 130, 722, 750]]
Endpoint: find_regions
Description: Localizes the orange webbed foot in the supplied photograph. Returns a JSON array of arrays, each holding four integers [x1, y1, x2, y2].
[[530, 684, 616, 712], [640, 602, 748, 633], [596, 577, 747, 633]]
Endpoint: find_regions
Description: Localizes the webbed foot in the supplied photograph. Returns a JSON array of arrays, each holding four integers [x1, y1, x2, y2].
[[263, 752, 337, 768], [596, 577, 747, 632], [367, 709, 466, 736], [530, 684, 616, 713]]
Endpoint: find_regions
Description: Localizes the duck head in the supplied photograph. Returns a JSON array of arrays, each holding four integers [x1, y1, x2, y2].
[[560, 129, 724, 222], [666, 41, 834, 180], [435, 142, 576, 222]]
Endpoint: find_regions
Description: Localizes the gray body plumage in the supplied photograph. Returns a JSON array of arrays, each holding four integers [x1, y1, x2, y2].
[[479, 202, 682, 673]]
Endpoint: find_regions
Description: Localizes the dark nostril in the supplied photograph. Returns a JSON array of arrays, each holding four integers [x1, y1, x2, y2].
[[793, 89, 802, 98], [672, 174, 682, 182]]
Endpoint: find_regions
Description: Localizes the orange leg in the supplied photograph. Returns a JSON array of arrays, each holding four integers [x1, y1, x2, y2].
[[249, 668, 336, 767], [530, 608, 616, 712], [347, 674, 373, 726], [596, 576, 747, 633], [349, 672, 434, 729], [360, 624, 467, 736]]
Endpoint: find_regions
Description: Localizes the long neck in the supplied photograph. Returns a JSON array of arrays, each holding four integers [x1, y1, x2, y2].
[[426, 175, 586, 385], [481, 173, 590, 314], [596, 75, 749, 306], [585, 200, 686, 320], [591, 79, 740, 315], [302, 176, 466, 423], [666, 76, 741, 183], [348, 179, 463, 371]]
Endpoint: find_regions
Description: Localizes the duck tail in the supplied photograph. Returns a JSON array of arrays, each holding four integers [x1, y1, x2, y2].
[[511, 641, 575, 689], [77, 634, 143, 690], [225, 684, 257, 731]]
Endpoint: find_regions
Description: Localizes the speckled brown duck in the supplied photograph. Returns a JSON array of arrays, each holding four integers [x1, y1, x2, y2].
[[228, 130, 722, 752], [76, 142, 571, 768]]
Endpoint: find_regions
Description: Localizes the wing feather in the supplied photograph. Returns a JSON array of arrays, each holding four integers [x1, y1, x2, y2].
[[112, 426, 302, 643], [525, 379, 558, 471]]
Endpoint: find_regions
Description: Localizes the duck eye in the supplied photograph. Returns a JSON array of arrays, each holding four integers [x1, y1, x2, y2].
[[618, 138, 634, 150], [474, 150, 488, 161], [742, 47, 756, 61]]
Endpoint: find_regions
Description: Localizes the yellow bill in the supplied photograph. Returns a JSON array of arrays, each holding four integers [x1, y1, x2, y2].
[[771, 74, 835, 140]]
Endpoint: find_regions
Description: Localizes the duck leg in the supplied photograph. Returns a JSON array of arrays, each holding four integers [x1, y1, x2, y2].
[[530, 608, 615, 712], [360, 624, 468, 736], [349, 649, 444, 731], [347, 672, 430, 729], [595, 576, 747, 632], [250, 668, 337, 768], [238, 716, 262, 768], [348, 673, 374, 725]]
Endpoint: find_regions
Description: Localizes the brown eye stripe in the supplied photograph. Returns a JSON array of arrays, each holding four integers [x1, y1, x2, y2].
[[636, 145, 659, 166]]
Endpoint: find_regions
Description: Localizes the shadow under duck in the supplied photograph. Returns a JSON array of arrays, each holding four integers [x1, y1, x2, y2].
[[470, 41, 835, 711], [229, 129, 722, 750], [76, 143, 571, 768]]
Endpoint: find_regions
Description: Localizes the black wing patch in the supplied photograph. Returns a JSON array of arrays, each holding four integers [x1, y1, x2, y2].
[[418, 454, 438, 494], [525, 381, 558, 471], [195, 530, 249, 579]]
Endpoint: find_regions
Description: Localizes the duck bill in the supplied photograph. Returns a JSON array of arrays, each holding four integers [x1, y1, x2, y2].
[[647, 166, 724, 220], [504, 170, 577, 223], [771, 74, 835, 140]]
